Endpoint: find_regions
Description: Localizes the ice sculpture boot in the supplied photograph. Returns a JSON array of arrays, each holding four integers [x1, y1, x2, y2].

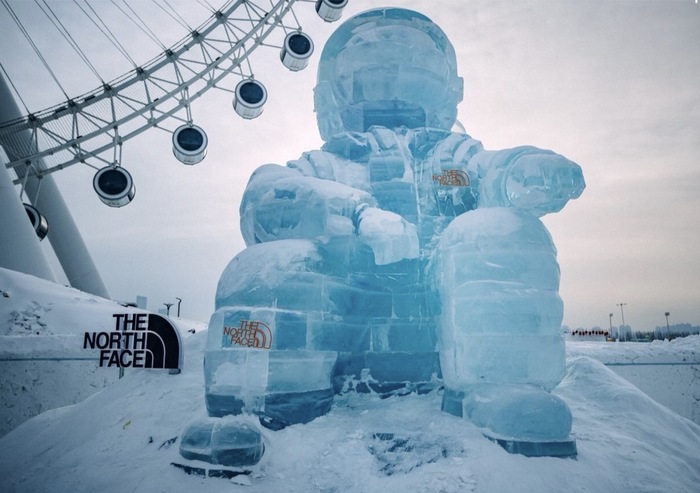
[[173, 416, 265, 478], [442, 384, 577, 458]]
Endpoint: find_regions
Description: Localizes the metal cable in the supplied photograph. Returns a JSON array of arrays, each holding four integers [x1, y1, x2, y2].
[[75, 0, 139, 69], [35, 0, 104, 83], [194, 0, 216, 13], [157, 0, 193, 31], [1, 0, 69, 100], [0, 61, 30, 114], [109, 0, 165, 50]]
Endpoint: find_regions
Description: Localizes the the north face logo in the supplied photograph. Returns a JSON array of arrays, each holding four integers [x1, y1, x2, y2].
[[83, 313, 183, 369]]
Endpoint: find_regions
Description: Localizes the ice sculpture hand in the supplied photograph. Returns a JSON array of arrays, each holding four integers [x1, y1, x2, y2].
[[477, 146, 585, 217], [356, 205, 419, 265], [505, 151, 585, 215]]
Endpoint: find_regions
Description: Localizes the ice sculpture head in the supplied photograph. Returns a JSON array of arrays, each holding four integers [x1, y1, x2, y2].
[[314, 8, 464, 141]]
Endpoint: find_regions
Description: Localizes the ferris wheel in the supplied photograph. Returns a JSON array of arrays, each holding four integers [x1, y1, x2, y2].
[[0, 0, 348, 298]]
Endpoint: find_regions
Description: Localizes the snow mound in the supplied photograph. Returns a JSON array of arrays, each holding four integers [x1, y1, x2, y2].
[[1, 331, 699, 493], [1, 268, 699, 491]]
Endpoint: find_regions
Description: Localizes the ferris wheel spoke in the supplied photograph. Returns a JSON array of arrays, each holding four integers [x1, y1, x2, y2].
[[0, 0, 349, 297], [1, 0, 348, 183]]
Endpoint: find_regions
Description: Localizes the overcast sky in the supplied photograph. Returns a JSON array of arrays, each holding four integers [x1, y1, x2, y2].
[[1, 0, 699, 331]]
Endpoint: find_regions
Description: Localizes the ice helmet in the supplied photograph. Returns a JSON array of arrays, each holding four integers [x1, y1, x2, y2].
[[314, 8, 463, 141]]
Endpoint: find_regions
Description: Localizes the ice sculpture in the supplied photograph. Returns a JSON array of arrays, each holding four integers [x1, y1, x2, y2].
[[202, 7, 585, 456]]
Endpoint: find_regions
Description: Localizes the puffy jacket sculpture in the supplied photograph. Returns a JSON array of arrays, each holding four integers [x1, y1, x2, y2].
[[204, 8, 585, 457]]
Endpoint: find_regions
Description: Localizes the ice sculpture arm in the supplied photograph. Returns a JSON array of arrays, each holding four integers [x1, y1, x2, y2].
[[239, 164, 376, 245], [473, 146, 585, 216]]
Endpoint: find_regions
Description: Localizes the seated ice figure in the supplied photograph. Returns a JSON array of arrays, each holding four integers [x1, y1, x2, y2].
[[204, 7, 584, 453]]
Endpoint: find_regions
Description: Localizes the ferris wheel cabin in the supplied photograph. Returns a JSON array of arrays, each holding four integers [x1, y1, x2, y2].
[[172, 124, 209, 165], [233, 79, 268, 119], [93, 166, 135, 207]]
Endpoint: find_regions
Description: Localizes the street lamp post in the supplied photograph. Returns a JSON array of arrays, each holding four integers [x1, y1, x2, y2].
[[609, 313, 614, 341], [617, 303, 627, 341], [164, 303, 174, 316], [665, 311, 670, 338], [176, 297, 182, 317]]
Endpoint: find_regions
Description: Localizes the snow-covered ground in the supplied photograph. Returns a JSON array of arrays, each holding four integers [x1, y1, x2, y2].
[[0, 268, 206, 436], [1, 268, 699, 492]]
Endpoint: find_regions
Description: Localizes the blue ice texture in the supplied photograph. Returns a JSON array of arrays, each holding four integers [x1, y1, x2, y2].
[[179, 416, 264, 467], [204, 8, 585, 441]]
